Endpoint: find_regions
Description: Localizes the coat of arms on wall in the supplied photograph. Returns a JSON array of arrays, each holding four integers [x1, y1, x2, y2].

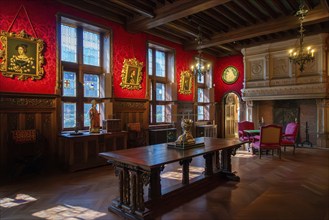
[[120, 58, 143, 90], [0, 30, 45, 80]]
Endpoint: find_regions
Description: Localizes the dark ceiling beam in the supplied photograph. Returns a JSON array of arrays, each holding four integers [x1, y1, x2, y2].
[[271, 0, 291, 16], [127, 0, 231, 32], [164, 23, 198, 38], [57, 0, 125, 24], [234, 0, 268, 22], [202, 11, 229, 32], [253, 0, 279, 19], [214, 6, 246, 27], [185, 4, 329, 50], [109, 0, 155, 18], [225, 2, 257, 25]]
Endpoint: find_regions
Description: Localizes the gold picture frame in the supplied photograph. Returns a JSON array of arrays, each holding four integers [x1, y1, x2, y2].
[[179, 70, 193, 95], [0, 30, 45, 80], [120, 58, 143, 90]]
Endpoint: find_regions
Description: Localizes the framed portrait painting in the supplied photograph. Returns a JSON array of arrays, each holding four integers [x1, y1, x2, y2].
[[179, 70, 193, 95], [120, 58, 143, 90], [0, 30, 45, 80]]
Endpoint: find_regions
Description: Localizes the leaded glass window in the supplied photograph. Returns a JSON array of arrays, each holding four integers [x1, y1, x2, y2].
[[61, 24, 77, 63], [83, 30, 100, 66]]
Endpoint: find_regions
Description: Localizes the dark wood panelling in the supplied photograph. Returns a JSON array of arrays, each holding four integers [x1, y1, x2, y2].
[[0, 93, 57, 178]]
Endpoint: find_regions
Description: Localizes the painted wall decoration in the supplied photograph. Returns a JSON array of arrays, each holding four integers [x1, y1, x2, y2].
[[120, 58, 143, 90], [222, 66, 239, 84], [0, 30, 44, 80], [179, 70, 193, 95]]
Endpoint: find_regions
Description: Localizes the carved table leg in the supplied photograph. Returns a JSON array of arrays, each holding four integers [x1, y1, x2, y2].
[[203, 153, 214, 177], [220, 147, 240, 181], [148, 167, 162, 202], [179, 158, 192, 185]]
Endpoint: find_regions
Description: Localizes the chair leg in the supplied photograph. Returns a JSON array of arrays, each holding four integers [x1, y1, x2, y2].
[[259, 148, 261, 159], [293, 144, 296, 154], [278, 148, 281, 159]]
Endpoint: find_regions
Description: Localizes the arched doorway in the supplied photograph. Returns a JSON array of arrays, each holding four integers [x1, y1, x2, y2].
[[224, 92, 240, 138]]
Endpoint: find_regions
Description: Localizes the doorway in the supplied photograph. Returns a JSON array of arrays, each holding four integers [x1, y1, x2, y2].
[[224, 93, 239, 138]]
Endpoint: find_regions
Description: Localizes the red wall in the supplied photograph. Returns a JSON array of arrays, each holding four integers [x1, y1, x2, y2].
[[0, 0, 241, 102], [214, 55, 244, 102]]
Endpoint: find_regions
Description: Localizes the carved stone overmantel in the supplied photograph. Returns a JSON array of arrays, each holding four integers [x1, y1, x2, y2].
[[242, 33, 328, 101]]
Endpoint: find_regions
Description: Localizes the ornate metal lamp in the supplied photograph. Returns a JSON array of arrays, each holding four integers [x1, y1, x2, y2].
[[288, 2, 315, 72], [191, 26, 210, 80]]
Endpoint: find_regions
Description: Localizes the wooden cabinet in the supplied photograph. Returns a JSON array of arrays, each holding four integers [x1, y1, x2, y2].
[[58, 131, 127, 171], [149, 128, 177, 145], [196, 125, 217, 138]]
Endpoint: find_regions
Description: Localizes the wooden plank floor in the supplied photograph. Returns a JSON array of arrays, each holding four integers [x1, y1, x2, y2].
[[1, 147, 328, 220]]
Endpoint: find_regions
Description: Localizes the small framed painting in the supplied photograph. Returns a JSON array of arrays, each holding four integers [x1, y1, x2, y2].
[[120, 58, 143, 90], [179, 70, 193, 95], [0, 30, 45, 80], [222, 66, 239, 84]]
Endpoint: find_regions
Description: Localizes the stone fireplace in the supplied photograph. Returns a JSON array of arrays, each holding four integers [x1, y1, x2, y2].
[[241, 33, 328, 147]]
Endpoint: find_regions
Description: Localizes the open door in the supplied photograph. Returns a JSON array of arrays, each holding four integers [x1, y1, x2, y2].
[[224, 93, 239, 138]]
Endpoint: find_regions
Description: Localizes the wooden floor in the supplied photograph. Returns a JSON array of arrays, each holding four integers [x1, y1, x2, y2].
[[1, 146, 328, 220]]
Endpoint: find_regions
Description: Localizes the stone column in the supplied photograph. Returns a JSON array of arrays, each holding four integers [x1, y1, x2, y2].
[[246, 100, 253, 122]]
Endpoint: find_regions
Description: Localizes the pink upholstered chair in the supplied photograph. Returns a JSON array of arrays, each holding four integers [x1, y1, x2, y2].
[[281, 122, 299, 154], [252, 124, 282, 159], [238, 121, 255, 151]]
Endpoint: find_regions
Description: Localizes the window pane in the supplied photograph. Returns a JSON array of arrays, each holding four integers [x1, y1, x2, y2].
[[63, 103, 76, 128], [61, 24, 77, 63], [63, 71, 76, 97], [84, 103, 92, 127], [197, 106, 204, 121], [156, 83, 165, 101], [148, 48, 153, 75], [83, 30, 100, 66], [155, 51, 165, 77], [197, 73, 204, 84], [198, 88, 204, 102], [156, 105, 165, 123], [84, 74, 100, 97], [150, 104, 153, 124]]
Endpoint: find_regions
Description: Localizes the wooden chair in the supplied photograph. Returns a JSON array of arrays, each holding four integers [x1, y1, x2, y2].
[[281, 122, 299, 154], [238, 121, 255, 151], [252, 124, 282, 159], [127, 123, 146, 148], [9, 129, 47, 177]]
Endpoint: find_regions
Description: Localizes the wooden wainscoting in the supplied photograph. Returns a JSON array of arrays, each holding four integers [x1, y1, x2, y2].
[[112, 98, 149, 146], [0, 93, 57, 179]]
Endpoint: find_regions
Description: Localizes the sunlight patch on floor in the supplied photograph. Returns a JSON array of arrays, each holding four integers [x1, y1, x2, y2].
[[0, 194, 37, 208], [161, 166, 204, 180], [32, 204, 106, 220]]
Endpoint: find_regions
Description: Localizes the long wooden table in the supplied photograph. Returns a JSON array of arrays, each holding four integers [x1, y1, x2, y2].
[[99, 137, 246, 220]]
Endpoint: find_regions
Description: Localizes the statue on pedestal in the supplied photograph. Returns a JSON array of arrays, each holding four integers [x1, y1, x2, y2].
[[89, 99, 100, 133]]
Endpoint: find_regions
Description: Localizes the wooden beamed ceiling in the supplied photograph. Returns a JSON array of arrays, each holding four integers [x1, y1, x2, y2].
[[58, 0, 329, 58]]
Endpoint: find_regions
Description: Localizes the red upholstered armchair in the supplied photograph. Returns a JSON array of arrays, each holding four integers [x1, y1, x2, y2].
[[238, 121, 255, 150], [281, 122, 299, 154], [252, 124, 282, 159]]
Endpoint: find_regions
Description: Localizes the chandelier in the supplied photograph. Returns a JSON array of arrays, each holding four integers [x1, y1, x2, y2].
[[191, 26, 210, 80], [288, 1, 315, 72]]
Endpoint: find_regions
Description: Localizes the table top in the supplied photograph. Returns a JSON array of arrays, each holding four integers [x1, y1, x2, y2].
[[244, 129, 260, 134], [99, 137, 246, 169]]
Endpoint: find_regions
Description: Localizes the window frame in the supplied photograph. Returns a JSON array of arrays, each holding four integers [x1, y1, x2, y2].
[[147, 43, 174, 124], [58, 15, 110, 131]]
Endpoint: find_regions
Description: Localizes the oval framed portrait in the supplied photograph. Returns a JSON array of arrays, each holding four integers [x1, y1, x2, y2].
[[222, 66, 239, 84]]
